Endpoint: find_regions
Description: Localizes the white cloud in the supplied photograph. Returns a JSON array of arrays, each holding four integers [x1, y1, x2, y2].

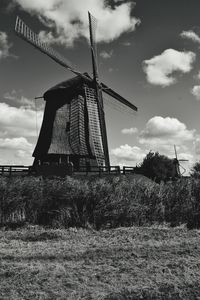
[[121, 127, 138, 134], [180, 30, 200, 44], [100, 50, 113, 59], [143, 49, 196, 87], [4, 90, 38, 109], [111, 144, 146, 163], [0, 148, 33, 165], [0, 102, 44, 165], [177, 152, 193, 161], [191, 85, 200, 100], [140, 116, 195, 145], [0, 137, 32, 151], [0, 31, 12, 60], [38, 30, 64, 45], [13, 0, 140, 46], [0, 102, 43, 138]]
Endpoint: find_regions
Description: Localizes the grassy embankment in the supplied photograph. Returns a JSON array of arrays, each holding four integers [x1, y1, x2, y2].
[[1, 226, 200, 299], [0, 174, 200, 229]]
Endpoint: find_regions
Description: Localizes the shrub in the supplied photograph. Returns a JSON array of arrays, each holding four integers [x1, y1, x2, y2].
[[135, 151, 176, 183], [191, 161, 200, 178]]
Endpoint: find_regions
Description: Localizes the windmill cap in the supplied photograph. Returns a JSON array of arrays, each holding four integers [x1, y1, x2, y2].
[[43, 73, 92, 101]]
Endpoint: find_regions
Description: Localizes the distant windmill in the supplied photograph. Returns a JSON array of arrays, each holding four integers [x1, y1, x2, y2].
[[15, 13, 137, 171], [173, 145, 189, 177]]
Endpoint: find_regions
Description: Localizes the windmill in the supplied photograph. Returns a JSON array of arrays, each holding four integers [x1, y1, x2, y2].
[[14, 13, 138, 172], [173, 145, 189, 177]]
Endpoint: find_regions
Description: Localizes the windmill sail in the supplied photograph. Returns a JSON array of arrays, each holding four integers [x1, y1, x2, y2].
[[88, 12, 110, 167], [88, 12, 99, 82], [15, 16, 84, 78], [101, 83, 138, 111], [174, 145, 178, 160]]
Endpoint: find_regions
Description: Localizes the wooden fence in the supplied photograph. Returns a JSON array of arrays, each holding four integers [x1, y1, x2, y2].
[[0, 165, 31, 176], [0, 165, 135, 177]]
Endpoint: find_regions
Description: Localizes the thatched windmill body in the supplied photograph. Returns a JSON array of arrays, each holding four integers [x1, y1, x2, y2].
[[15, 13, 137, 170]]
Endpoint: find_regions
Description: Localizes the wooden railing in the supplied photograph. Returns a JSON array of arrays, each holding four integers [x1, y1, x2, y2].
[[122, 166, 135, 175], [0, 165, 135, 176], [74, 165, 135, 175], [0, 165, 31, 176], [76, 165, 121, 175]]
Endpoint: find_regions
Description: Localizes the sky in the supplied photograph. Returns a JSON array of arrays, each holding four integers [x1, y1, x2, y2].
[[1, 0, 200, 174]]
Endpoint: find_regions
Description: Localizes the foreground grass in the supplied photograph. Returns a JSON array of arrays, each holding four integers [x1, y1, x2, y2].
[[1, 226, 200, 299]]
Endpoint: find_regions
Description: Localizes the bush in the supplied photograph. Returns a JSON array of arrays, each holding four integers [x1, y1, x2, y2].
[[191, 161, 200, 178], [135, 151, 176, 183]]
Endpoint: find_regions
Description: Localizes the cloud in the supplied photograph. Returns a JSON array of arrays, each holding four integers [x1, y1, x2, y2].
[[0, 31, 12, 60], [180, 30, 200, 44], [176, 152, 193, 161], [111, 144, 146, 163], [38, 30, 64, 45], [191, 85, 200, 100], [0, 148, 33, 165], [122, 41, 131, 46], [0, 102, 43, 165], [13, 0, 140, 46], [4, 90, 36, 109], [4, 90, 45, 110], [143, 49, 196, 87], [140, 116, 195, 145], [0, 137, 32, 151], [194, 137, 200, 155], [0, 102, 43, 138], [100, 50, 113, 59], [121, 127, 138, 134]]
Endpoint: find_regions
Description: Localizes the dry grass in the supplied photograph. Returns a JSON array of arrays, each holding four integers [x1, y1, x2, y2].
[[1, 175, 200, 229], [1, 226, 200, 299]]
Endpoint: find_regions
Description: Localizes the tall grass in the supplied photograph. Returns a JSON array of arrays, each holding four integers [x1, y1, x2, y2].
[[0, 175, 200, 229]]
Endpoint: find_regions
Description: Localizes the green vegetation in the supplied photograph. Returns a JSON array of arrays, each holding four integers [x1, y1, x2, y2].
[[0, 174, 200, 229], [1, 226, 200, 299], [191, 161, 200, 178], [135, 151, 177, 183]]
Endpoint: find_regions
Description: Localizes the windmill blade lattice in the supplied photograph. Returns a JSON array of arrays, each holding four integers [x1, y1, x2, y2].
[[88, 12, 99, 81], [88, 11, 110, 167], [15, 16, 85, 78], [101, 82, 137, 112]]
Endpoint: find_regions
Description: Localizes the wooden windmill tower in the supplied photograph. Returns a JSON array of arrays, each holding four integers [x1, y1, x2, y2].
[[15, 13, 137, 171]]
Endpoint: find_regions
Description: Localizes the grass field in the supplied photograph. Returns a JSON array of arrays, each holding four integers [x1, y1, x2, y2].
[[1, 226, 200, 299]]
